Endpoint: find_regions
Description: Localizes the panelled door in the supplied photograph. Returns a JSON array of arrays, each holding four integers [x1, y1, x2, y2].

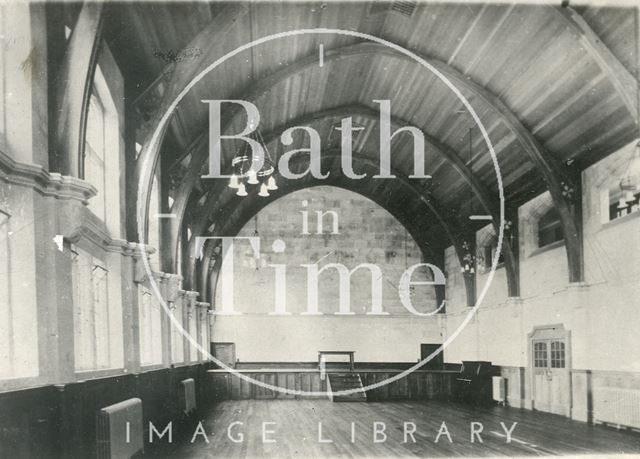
[[530, 325, 571, 417]]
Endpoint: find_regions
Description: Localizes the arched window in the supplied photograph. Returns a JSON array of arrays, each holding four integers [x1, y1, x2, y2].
[[84, 91, 106, 219], [538, 208, 564, 248], [84, 63, 117, 224], [482, 242, 504, 270]]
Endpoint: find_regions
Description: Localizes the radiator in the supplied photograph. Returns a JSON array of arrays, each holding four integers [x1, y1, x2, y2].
[[96, 398, 143, 459], [594, 387, 640, 429], [492, 376, 506, 403], [180, 378, 197, 415]]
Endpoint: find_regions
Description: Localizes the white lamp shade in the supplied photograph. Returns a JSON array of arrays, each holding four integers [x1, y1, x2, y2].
[[236, 182, 248, 197], [258, 183, 270, 197], [247, 170, 259, 185], [625, 190, 636, 203], [228, 174, 240, 189], [266, 176, 278, 191], [620, 141, 640, 193]]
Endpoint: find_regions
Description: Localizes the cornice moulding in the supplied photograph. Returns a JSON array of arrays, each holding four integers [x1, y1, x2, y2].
[[0, 149, 96, 203]]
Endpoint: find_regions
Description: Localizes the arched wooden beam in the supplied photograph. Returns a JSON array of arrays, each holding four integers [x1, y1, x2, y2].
[[196, 236, 226, 305], [132, 4, 248, 243], [165, 43, 396, 264], [185, 175, 441, 293], [553, 5, 638, 122], [52, 2, 104, 176], [132, 4, 249, 116], [197, 184, 444, 310], [183, 104, 518, 295], [191, 149, 475, 306], [219, 157, 475, 306], [150, 40, 581, 283]]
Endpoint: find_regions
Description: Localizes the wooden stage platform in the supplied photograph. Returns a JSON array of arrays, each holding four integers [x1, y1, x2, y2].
[[162, 399, 640, 457]]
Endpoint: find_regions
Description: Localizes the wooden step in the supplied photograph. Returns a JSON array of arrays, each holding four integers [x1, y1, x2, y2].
[[327, 373, 367, 402]]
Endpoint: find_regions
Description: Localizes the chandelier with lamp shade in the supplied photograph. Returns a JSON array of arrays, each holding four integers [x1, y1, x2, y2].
[[227, 128, 278, 198]]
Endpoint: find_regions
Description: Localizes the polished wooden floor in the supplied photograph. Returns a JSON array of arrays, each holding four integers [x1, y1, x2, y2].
[[163, 400, 640, 457]]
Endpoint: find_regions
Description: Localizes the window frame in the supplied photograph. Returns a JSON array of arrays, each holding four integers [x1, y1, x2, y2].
[[537, 208, 564, 248], [607, 186, 640, 223]]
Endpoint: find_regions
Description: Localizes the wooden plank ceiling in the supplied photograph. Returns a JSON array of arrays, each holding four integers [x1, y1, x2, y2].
[[105, 1, 638, 247]]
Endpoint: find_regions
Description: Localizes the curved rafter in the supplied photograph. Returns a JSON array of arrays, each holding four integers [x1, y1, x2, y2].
[[185, 175, 441, 294], [53, 2, 104, 177], [185, 104, 519, 295], [142, 34, 590, 289], [190, 149, 477, 307], [553, 5, 638, 122], [132, 3, 248, 244]]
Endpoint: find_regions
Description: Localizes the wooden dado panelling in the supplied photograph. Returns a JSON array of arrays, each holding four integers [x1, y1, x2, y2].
[[210, 371, 328, 400], [498, 366, 640, 430], [361, 371, 455, 401], [572, 369, 640, 428], [209, 371, 457, 401], [0, 363, 213, 458], [499, 366, 529, 409]]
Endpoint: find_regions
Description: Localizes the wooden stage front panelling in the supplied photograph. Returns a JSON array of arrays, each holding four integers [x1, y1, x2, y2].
[[208, 369, 457, 401]]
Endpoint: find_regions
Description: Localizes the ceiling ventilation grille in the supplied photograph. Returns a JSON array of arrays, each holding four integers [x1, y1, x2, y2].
[[391, 0, 417, 17]]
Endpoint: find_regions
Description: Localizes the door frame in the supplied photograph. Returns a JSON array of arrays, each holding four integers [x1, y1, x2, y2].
[[420, 343, 444, 369], [211, 342, 236, 368], [527, 324, 572, 415]]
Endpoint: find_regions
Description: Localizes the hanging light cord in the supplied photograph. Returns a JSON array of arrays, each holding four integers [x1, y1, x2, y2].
[[469, 127, 473, 207], [636, 5, 640, 142]]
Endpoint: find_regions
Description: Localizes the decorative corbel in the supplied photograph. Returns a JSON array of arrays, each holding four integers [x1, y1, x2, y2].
[[185, 291, 198, 319], [133, 244, 156, 284], [165, 273, 183, 309]]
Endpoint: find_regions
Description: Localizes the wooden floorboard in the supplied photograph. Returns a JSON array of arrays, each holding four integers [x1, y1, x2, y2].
[[160, 400, 640, 457]]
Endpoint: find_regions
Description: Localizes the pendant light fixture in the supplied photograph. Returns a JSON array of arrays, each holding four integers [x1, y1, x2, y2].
[[227, 129, 278, 197], [619, 142, 640, 207], [619, 7, 640, 211], [461, 127, 476, 275], [227, 16, 278, 198]]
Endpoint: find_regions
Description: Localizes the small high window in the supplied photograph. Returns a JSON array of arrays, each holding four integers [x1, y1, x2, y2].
[[83, 61, 118, 227], [608, 187, 640, 222], [84, 92, 106, 219], [482, 242, 504, 270], [538, 208, 564, 248]]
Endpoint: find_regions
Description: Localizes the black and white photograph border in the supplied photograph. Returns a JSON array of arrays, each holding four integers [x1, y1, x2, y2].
[[0, 0, 639, 457]]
